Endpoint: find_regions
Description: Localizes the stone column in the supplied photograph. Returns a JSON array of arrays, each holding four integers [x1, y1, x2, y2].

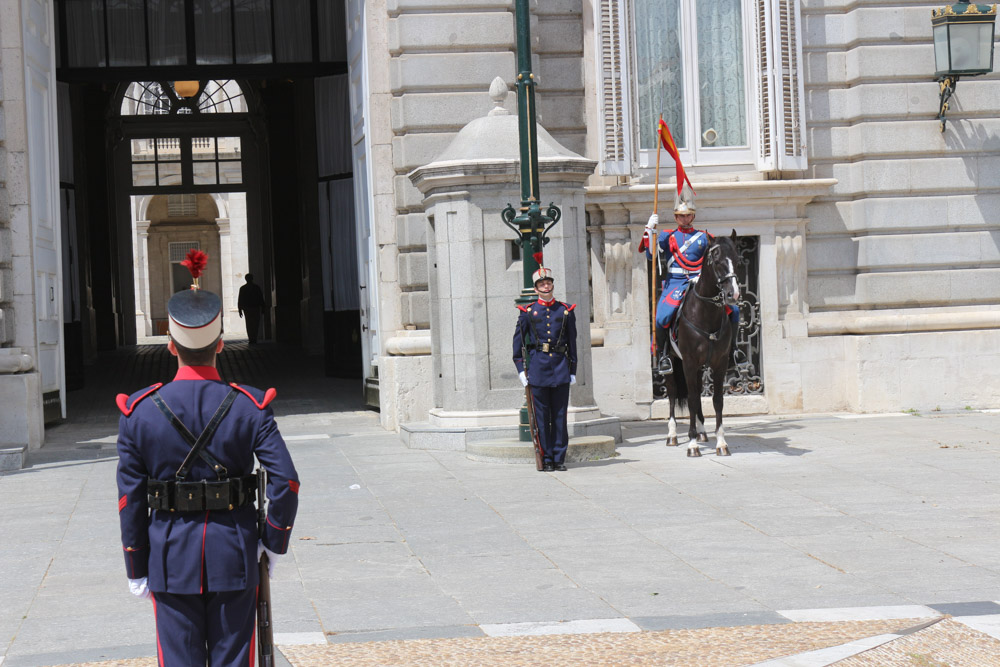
[[216, 217, 235, 334], [402, 81, 620, 451], [226, 193, 251, 337], [134, 219, 151, 337], [0, 0, 45, 469]]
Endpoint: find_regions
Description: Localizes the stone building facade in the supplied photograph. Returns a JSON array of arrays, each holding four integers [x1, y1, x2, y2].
[[1, 0, 998, 467], [361, 0, 1000, 430]]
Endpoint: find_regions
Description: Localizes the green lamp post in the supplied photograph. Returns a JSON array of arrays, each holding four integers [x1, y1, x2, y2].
[[500, 0, 563, 442], [932, 1, 997, 131]]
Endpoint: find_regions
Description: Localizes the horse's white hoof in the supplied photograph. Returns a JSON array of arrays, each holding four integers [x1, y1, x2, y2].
[[697, 433, 709, 444], [666, 436, 679, 447], [687, 448, 701, 458], [716, 446, 730, 456]]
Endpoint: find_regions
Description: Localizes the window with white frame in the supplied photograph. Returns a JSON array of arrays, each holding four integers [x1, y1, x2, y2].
[[598, 0, 807, 175]]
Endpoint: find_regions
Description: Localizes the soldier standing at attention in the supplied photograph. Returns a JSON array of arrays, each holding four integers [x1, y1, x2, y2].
[[116, 250, 299, 665], [513, 263, 578, 472]]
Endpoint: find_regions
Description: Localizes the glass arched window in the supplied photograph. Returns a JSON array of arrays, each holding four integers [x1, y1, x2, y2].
[[120, 80, 247, 116]]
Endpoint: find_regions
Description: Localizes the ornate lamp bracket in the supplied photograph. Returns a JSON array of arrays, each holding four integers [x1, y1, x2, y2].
[[938, 76, 957, 132]]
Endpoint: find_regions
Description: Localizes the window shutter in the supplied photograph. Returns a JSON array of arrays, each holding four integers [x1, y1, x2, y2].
[[598, 0, 630, 175], [775, 0, 806, 170], [753, 0, 776, 171], [753, 0, 807, 172]]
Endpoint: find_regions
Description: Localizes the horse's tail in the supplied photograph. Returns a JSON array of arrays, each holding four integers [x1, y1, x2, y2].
[[672, 357, 689, 410]]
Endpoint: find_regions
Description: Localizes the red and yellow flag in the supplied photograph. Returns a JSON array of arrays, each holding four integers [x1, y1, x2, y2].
[[657, 119, 694, 195]]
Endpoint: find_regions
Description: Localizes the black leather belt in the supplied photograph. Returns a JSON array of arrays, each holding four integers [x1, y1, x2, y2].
[[148, 474, 257, 512], [528, 343, 567, 354]]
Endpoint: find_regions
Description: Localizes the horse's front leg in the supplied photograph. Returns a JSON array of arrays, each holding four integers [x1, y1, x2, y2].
[[666, 394, 679, 447], [686, 365, 706, 457], [712, 368, 730, 456]]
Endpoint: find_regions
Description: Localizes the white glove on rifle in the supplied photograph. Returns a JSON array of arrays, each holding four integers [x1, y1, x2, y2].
[[519, 371, 528, 387], [645, 213, 659, 230], [570, 375, 576, 385], [128, 577, 151, 600], [257, 540, 282, 579]]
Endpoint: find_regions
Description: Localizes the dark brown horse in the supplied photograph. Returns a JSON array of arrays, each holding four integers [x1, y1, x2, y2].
[[663, 230, 741, 457]]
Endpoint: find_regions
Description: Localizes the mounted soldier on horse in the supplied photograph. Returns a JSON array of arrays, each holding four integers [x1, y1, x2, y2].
[[640, 184, 745, 457]]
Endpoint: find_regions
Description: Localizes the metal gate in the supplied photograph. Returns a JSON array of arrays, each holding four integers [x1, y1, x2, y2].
[[652, 235, 763, 399]]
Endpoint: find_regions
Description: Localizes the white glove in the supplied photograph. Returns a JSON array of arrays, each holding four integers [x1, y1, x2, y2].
[[257, 540, 282, 578], [570, 375, 576, 385], [518, 371, 528, 387], [128, 577, 151, 600], [646, 213, 659, 230]]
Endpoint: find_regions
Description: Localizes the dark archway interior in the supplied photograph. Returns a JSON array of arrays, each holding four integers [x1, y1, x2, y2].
[[54, 1, 365, 421]]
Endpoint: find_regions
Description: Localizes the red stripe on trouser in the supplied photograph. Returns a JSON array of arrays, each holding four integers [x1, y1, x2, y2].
[[250, 586, 258, 666], [151, 593, 165, 667]]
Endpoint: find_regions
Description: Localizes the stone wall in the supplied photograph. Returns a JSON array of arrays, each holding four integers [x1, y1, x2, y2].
[[0, 0, 44, 464], [777, 1, 1000, 412], [582, 1, 1000, 416], [802, 2, 1000, 313], [376, 0, 587, 429], [0, 0, 10, 346]]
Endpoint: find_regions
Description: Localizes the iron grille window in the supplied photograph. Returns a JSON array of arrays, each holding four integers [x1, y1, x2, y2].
[[169, 241, 201, 262], [167, 195, 198, 217]]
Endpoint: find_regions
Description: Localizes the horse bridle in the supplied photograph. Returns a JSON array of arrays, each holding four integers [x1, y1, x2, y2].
[[691, 263, 737, 309], [679, 251, 737, 342]]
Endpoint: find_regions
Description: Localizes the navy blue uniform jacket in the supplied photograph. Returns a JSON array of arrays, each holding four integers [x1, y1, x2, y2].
[[116, 365, 299, 595], [512, 299, 578, 387]]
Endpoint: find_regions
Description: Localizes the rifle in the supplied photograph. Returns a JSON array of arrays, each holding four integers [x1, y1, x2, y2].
[[256, 468, 275, 667], [522, 342, 545, 471]]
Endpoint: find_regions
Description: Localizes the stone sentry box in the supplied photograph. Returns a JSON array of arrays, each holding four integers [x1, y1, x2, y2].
[[402, 79, 621, 450]]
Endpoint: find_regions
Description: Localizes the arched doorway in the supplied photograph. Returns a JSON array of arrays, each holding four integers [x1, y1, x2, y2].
[[110, 79, 270, 347], [53, 1, 371, 420]]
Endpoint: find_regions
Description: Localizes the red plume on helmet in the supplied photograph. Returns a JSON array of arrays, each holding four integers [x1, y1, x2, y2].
[[180, 249, 209, 287], [532, 252, 544, 266]]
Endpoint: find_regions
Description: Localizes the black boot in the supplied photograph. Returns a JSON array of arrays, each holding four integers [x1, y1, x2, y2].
[[655, 328, 673, 375], [727, 323, 743, 371]]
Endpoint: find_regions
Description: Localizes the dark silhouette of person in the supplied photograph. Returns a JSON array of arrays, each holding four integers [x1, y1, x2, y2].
[[237, 274, 266, 344]]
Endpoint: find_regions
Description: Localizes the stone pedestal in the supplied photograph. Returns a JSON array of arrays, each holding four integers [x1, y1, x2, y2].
[[402, 79, 621, 451], [0, 349, 42, 471], [466, 435, 617, 465]]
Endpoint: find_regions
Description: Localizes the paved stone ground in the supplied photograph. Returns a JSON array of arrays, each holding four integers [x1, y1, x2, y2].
[[2, 343, 1000, 666]]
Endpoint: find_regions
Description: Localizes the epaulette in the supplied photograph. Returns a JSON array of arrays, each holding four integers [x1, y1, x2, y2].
[[561, 302, 577, 312], [516, 305, 529, 312], [115, 383, 164, 417], [229, 383, 277, 410]]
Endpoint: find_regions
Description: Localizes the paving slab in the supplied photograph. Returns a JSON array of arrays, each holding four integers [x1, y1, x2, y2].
[[3, 346, 1000, 664]]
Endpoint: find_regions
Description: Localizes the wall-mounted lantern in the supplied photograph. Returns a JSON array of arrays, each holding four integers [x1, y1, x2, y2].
[[932, 2, 997, 131]]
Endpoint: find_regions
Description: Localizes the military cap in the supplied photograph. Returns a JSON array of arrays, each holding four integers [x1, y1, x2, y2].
[[168, 250, 222, 349]]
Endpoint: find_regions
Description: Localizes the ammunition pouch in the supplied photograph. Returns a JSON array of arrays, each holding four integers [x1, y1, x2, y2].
[[148, 474, 257, 512]]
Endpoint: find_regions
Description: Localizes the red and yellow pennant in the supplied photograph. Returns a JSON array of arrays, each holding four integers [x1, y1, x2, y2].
[[657, 119, 694, 195]]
